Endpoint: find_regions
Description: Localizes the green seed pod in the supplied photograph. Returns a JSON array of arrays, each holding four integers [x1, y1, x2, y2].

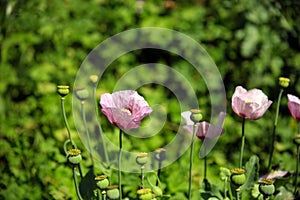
[[95, 175, 109, 190], [278, 77, 290, 88], [67, 149, 82, 164], [259, 179, 275, 196], [190, 109, 203, 123], [136, 152, 148, 166], [89, 75, 99, 85], [230, 168, 246, 186], [137, 188, 152, 200], [75, 87, 89, 101], [106, 185, 120, 200], [151, 186, 162, 196], [154, 148, 166, 162], [57, 85, 70, 97]]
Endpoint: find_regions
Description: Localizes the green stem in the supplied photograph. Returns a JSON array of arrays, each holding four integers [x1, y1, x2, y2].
[[141, 166, 145, 189], [102, 191, 107, 200], [81, 101, 95, 168], [239, 118, 246, 168], [97, 190, 102, 200], [61, 98, 75, 148], [236, 189, 240, 200], [188, 123, 197, 200], [204, 156, 207, 180], [118, 129, 123, 200], [224, 177, 227, 199], [156, 161, 162, 186], [72, 166, 83, 200], [294, 144, 299, 195], [268, 88, 284, 170]]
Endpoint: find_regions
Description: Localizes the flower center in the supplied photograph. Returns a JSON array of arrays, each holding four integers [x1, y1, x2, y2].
[[245, 99, 252, 104], [121, 108, 132, 116]]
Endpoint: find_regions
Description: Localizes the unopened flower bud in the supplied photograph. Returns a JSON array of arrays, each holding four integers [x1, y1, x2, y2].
[[293, 134, 300, 146], [67, 149, 82, 164], [259, 179, 275, 196], [95, 175, 109, 189], [230, 168, 246, 186], [136, 152, 148, 166], [57, 85, 70, 97], [137, 188, 152, 200], [154, 148, 166, 162], [190, 109, 203, 123], [279, 77, 290, 88], [106, 185, 120, 200], [75, 87, 89, 101]]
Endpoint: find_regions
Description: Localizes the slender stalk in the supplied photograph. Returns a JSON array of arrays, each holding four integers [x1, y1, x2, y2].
[[61, 97, 75, 148], [188, 123, 197, 200], [239, 118, 246, 168], [81, 101, 95, 168], [118, 129, 123, 200], [204, 156, 207, 180], [102, 191, 107, 200], [141, 166, 145, 189], [294, 144, 299, 195], [97, 189, 102, 200], [268, 88, 284, 170], [156, 161, 162, 186], [224, 177, 228, 199], [72, 166, 83, 200], [236, 189, 240, 200]]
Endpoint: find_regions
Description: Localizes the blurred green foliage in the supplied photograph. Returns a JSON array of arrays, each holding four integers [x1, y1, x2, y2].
[[1, 0, 299, 199]]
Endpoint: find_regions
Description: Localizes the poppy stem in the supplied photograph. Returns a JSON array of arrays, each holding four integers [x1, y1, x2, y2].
[[188, 123, 197, 200], [72, 166, 83, 200], [60, 97, 76, 148], [118, 129, 123, 200], [294, 143, 299, 195], [239, 118, 246, 168], [268, 88, 284, 170]]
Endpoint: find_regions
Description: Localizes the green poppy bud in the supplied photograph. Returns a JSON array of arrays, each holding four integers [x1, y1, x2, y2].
[[136, 152, 148, 166], [75, 87, 89, 101], [259, 179, 275, 196], [106, 185, 120, 200], [154, 148, 166, 162], [279, 77, 290, 88], [57, 85, 70, 97], [190, 109, 203, 123], [67, 149, 82, 164], [95, 175, 109, 189], [230, 168, 246, 186]]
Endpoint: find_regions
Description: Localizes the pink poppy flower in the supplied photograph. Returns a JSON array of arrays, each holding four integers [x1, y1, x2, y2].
[[287, 94, 300, 122], [100, 90, 152, 130], [232, 86, 272, 120], [181, 111, 226, 139]]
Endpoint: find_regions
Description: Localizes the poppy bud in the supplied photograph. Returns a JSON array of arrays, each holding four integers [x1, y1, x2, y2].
[[154, 148, 166, 162], [137, 188, 152, 200], [75, 88, 89, 101], [279, 77, 290, 88], [106, 185, 120, 200], [230, 168, 246, 186], [259, 179, 275, 196], [95, 175, 109, 190], [136, 152, 148, 166], [190, 109, 203, 123], [67, 149, 82, 164], [57, 85, 70, 97]]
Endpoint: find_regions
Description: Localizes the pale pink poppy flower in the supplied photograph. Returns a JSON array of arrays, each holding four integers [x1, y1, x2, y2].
[[100, 90, 152, 130], [232, 86, 272, 120], [181, 111, 226, 139], [287, 94, 300, 122]]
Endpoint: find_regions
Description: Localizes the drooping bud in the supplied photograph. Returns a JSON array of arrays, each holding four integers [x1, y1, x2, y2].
[[278, 77, 290, 88], [75, 87, 89, 101], [259, 179, 275, 196], [57, 85, 70, 97], [67, 149, 82, 164], [230, 168, 246, 186], [154, 148, 166, 162], [106, 185, 120, 200], [95, 175, 109, 190], [136, 152, 148, 166], [190, 109, 203, 123]]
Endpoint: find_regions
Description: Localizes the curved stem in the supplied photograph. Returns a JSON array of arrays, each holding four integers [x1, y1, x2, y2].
[[81, 101, 95, 168], [239, 118, 246, 168], [61, 98, 75, 148], [268, 88, 284, 170], [294, 144, 299, 195], [118, 129, 123, 200], [72, 166, 83, 200], [188, 123, 197, 200]]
